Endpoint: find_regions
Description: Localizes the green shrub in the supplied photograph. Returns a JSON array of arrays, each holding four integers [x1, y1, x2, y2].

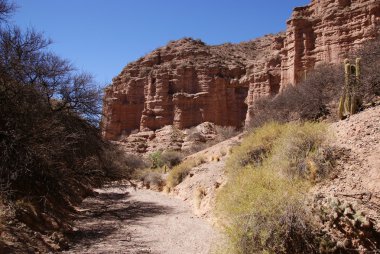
[[148, 151, 164, 169], [148, 150, 184, 169]]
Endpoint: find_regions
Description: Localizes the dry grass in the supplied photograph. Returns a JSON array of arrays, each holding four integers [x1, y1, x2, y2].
[[166, 156, 206, 188], [0, 200, 7, 230], [102, 147, 147, 180], [269, 122, 333, 181], [161, 150, 184, 168], [183, 125, 240, 156], [142, 172, 165, 191], [194, 187, 206, 209], [226, 122, 284, 174], [216, 167, 316, 253], [216, 122, 335, 253], [148, 150, 184, 169], [215, 126, 239, 142]]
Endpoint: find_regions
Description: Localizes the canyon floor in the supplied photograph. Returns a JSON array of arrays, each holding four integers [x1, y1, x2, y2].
[[63, 183, 221, 254], [62, 106, 380, 254]]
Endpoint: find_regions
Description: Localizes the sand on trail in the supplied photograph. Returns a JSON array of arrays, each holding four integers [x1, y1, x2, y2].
[[64, 183, 220, 254]]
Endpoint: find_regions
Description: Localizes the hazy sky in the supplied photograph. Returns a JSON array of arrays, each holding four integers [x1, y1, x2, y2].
[[12, 0, 310, 86]]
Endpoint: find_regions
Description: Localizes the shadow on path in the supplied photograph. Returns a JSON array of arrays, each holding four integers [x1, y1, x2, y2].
[[65, 186, 173, 251]]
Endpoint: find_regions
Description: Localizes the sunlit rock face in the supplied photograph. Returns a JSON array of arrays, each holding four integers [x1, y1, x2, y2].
[[102, 0, 379, 140], [281, 0, 380, 86]]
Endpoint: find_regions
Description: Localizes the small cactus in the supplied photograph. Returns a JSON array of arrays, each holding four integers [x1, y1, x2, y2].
[[338, 58, 362, 119]]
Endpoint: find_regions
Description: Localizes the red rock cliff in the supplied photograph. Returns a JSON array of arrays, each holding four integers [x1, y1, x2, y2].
[[102, 0, 379, 140], [281, 0, 380, 85]]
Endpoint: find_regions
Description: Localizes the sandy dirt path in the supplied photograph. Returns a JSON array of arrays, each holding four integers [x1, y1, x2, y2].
[[63, 182, 219, 254]]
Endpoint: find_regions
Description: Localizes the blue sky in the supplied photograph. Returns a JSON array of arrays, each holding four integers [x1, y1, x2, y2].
[[12, 0, 310, 86]]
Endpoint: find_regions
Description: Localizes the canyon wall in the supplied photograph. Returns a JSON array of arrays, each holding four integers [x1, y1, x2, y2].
[[102, 0, 379, 140], [281, 0, 380, 85]]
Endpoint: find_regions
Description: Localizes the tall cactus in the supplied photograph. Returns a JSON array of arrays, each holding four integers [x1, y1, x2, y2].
[[338, 58, 361, 119]]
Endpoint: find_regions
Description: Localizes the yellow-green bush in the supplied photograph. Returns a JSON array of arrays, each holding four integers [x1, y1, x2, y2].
[[166, 156, 206, 188], [270, 122, 333, 182], [217, 167, 317, 253], [148, 150, 184, 169], [226, 122, 284, 174], [217, 122, 334, 253]]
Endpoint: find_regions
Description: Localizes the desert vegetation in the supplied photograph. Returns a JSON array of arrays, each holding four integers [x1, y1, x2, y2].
[[248, 35, 380, 128], [247, 64, 343, 128], [133, 152, 206, 192], [216, 122, 336, 253], [1, 0, 379, 252], [216, 35, 380, 253], [353, 33, 380, 103], [148, 150, 184, 169], [166, 156, 206, 188], [0, 1, 138, 251], [131, 124, 238, 191]]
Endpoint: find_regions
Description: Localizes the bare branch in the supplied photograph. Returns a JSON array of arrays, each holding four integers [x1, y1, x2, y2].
[[0, 0, 16, 23]]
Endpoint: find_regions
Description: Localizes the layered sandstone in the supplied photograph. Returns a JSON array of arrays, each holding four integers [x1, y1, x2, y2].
[[281, 0, 380, 85], [117, 122, 226, 154], [102, 0, 379, 141]]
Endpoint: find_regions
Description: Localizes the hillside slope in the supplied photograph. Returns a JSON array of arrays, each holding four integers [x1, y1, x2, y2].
[[314, 106, 380, 229], [167, 105, 380, 252]]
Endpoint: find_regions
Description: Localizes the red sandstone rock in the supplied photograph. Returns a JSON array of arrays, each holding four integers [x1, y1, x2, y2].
[[114, 122, 222, 154], [102, 0, 380, 141], [281, 0, 380, 86]]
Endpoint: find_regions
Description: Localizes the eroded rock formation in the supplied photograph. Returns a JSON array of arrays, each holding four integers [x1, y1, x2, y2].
[[102, 0, 379, 140], [281, 0, 380, 85]]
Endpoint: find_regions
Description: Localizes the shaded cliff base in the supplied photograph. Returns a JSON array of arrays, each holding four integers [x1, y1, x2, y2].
[[0, 142, 138, 254]]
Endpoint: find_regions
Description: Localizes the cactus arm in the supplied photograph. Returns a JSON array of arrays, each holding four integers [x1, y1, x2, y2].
[[350, 96, 358, 115], [345, 94, 351, 115], [355, 58, 361, 78], [339, 58, 362, 119], [338, 95, 345, 120]]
